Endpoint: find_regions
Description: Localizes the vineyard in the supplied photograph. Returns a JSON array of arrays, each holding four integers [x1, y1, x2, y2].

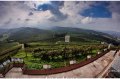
[[13, 42, 115, 69], [0, 41, 119, 76], [0, 42, 19, 52], [0, 44, 22, 63], [0, 44, 22, 77]]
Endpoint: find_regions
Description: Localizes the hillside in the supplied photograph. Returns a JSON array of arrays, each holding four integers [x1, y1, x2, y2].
[[0, 29, 8, 35], [101, 31, 120, 38], [7, 27, 54, 43], [0, 26, 119, 45], [49, 26, 119, 44]]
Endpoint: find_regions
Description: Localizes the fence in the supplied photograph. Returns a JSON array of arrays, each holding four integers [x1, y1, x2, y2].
[[0, 62, 24, 78], [13, 62, 24, 68], [0, 45, 22, 63], [0, 49, 112, 77], [22, 49, 110, 75]]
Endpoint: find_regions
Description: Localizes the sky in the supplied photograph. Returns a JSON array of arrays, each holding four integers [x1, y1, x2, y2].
[[0, 1, 120, 32]]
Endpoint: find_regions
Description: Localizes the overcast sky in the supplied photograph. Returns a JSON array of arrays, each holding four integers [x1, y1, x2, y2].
[[0, 1, 120, 32]]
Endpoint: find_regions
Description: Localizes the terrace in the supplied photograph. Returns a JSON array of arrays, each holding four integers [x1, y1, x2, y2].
[[0, 42, 119, 78], [5, 50, 118, 78]]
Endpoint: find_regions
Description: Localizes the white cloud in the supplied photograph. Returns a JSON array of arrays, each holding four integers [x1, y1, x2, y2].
[[24, 1, 52, 10], [60, 1, 94, 16], [81, 17, 93, 24], [108, 2, 120, 22], [0, 1, 120, 32]]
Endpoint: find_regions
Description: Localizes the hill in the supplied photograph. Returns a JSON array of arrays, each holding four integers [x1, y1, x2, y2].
[[6, 27, 54, 43], [0, 26, 119, 45], [0, 29, 8, 35], [101, 31, 120, 39], [49, 26, 119, 43]]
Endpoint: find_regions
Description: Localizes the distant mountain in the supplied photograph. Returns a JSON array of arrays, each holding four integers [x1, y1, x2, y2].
[[101, 31, 120, 38], [0, 29, 8, 35], [7, 27, 54, 43], [0, 29, 9, 42], [0, 26, 119, 45], [50, 26, 119, 45]]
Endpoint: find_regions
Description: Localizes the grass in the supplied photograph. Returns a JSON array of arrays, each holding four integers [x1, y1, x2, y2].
[[13, 51, 97, 69], [13, 50, 66, 69], [0, 42, 19, 52], [91, 49, 100, 57], [13, 50, 26, 58], [12, 43, 101, 70]]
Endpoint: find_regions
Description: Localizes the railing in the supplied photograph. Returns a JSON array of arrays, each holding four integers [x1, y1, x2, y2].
[[22, 49, 110, 75], [0, 45, 22, 63], [0, 45, 22, 56], [13, 62, 24, 68], [0, 49, 113, 77], [0, 63, 13, 78], [0, 62, 24, 77]]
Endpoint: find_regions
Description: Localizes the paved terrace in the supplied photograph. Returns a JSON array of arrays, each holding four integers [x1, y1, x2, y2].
[[102, 50, 120, 78], [5, 51, 116, 78]]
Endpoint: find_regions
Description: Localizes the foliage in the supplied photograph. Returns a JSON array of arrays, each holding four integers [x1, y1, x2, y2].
[[13, 43, 110, 69], [0, 45, 22, 63]]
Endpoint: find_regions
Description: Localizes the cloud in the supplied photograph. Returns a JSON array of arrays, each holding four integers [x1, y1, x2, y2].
[[60, 1, 94, 16], [28, 12, 33, 16], [81, 17, 93, 24], [0, 2, 29, 23], [4, 18, 12, 25], [108, 2, 120, 22], [0, 1, 120, 32], [25, 1, 67, 22]]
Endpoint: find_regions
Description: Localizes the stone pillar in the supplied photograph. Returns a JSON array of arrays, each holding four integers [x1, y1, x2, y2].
[[22, 44, 25, 50], [87, 55, 91, 59], [108, 44, 112, 49], [104, 49, 107, 51], [43, 64, 51, 69], [97, 52, 101, 54], [69, 60, 76, 64], [65, 35, 70, 42]]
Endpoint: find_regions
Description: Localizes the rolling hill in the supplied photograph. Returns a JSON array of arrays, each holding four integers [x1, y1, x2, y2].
[[0, 29, 8, 35], [6, 27, 54, 43], [49, 26, 120, 44], [0, 26, 119, 45], [101, 31, 120, 39]]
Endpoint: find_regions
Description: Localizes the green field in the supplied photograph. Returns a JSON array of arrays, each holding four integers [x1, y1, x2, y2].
[[0, 42, 19, 52], [12, 42, 106, 69]]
